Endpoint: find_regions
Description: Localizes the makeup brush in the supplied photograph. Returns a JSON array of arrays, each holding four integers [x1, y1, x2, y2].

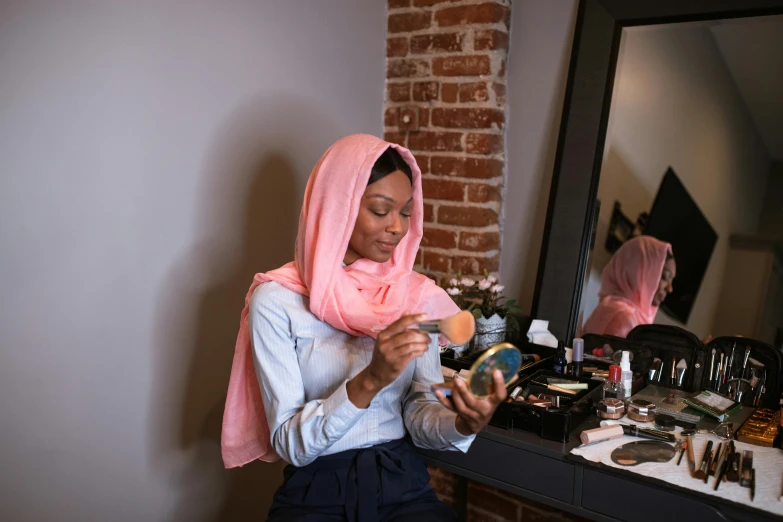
[[416, 310, 476, 344], [726, 449, 740, 482], [372, 310, 476, 345], [707, 348, 716, 390], [725, 343, 736, 383], [714, 443, 731, 491], [676, 359, 688, 388], [703, 449, 715, 483], [685, 435, 696, 475], [710, 443, 722, 477], [753, 370, 767, 407], [741, 346, 751, 375], [694, 440, 712, 480], [649, 358, 662, 382]]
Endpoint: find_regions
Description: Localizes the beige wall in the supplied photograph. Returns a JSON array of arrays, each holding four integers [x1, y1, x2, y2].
[[500, 0, 579, 312], [0, 2, 384, 521], [580, 24, 771, 338]]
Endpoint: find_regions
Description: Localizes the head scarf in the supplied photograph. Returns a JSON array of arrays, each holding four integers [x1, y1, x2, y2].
[[221, 134, 458, 468], [582, 235, 672, 338]]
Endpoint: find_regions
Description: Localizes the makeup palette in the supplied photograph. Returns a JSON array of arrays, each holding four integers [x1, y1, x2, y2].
[[432, 342, 523, 398]]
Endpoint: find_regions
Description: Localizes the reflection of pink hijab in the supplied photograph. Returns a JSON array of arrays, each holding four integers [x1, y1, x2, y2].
[[221, 134, 458, 468], [582, 236, 672, 338]]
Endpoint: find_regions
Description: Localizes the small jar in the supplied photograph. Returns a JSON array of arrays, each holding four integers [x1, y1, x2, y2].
[[626, 399, 656, 422], [596, 398, 626, 420]]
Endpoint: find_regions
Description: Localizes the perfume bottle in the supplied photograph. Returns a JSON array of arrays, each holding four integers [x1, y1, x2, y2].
[[552, 341, 567, 374], [602, 364, 625, 400]]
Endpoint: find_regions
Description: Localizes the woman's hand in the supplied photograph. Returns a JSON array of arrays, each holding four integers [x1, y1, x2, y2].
[[434, 370, 507, 435], [347, 313, 431, 408]]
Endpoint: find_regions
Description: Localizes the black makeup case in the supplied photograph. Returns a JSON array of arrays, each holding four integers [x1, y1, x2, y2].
[[489, 368, 603, 442], [441, 338, 595, 443], [488, 334, 655, 442], [619, 325, 782, 408]]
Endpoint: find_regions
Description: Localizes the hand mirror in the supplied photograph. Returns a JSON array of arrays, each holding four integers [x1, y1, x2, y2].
[[432, 342, 523, 398], [611, 441, 676, 466]]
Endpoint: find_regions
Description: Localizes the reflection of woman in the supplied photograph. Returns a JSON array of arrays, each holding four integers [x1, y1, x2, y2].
[[582, 236, 675, 338], [221, 135, 506, 521]]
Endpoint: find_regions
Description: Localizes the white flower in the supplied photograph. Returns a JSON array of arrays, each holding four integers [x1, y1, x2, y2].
[[490, 284, 504, 294], [460, 277, 475, 287], [449, 278, 459, 287], [478, 279, 492, 290], [487, 275, 498, 283], [446, 287, 461, 296]]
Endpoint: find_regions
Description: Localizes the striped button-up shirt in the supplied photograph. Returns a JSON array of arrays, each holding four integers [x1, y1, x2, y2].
[[249, 281, 475, 467]]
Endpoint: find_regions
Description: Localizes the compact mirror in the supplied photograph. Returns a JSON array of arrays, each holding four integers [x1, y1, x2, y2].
[[433, 342, 523, 398], [611, 441, 675, 466]]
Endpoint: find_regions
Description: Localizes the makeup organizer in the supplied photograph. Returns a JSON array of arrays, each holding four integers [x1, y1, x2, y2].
[[581, 325, 782, 407], [625, 325, 782, 408], [490, 369, 603, 441], [442, 339, 608, 442]]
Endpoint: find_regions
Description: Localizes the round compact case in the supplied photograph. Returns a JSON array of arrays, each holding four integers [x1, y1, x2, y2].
[[626, 399, 656, 422], [596, 398, 626, 420]]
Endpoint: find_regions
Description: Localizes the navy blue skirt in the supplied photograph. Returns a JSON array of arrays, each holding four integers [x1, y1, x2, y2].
[[267, 438, 457, 522]]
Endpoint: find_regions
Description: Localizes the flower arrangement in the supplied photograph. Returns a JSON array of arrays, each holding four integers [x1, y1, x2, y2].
[[444, 272, 522, 321]]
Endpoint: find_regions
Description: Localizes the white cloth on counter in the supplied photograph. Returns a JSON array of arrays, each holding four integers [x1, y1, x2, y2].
[[526, 319, 558, 348], [571, 418, 783, 516]]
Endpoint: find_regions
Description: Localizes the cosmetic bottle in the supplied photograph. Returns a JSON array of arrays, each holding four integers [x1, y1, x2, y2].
[[602, 364, 625, 399], [620, 351, 632, 399], [552, 341, 567, 374], [570, 338, 584, 377]]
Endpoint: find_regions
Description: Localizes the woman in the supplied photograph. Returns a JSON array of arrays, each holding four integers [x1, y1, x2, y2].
[[222, 135, 506, 522], [582, 235, 675, 338]]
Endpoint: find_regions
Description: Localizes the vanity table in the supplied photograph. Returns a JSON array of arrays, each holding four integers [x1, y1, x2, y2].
[[419, 412, 781, 522]]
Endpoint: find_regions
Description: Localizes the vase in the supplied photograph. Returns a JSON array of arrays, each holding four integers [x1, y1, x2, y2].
[[474, 313, 507, 352], [447, 341, 471, 358]]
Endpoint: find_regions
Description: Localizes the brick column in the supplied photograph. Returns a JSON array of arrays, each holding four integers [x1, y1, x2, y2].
[[384, 0, 509, 282]]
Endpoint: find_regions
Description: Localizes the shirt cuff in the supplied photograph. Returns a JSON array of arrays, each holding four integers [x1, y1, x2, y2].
[[439, 412, 476, 452], [322, 379, 366, 437]]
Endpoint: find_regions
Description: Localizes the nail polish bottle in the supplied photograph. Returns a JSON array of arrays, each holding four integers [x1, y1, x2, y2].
[[552, 341, 567, 374]]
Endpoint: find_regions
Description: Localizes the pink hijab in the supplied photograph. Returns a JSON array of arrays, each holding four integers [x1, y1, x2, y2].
[[221, 134, 459, 468], [582, 236, 672, 338]]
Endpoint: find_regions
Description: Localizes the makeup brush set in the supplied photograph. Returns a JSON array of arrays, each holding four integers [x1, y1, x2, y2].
[[627, 327, 782, 405], [687, 436, 762, 501], [584, 326, 782, 409]]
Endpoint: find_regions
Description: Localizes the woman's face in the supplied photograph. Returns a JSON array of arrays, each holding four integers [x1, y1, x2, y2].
[[653, 258, 676, 307], [343, 170, 413, 265]]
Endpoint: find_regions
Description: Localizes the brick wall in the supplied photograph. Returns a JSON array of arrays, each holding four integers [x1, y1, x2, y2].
[[384, 0, 509, 283]]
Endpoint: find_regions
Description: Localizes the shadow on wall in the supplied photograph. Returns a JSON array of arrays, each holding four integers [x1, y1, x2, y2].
[[508, 20, 576, 314], [147, 96, 339, 521]]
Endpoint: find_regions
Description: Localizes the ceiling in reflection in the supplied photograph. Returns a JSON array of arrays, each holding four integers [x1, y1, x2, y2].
[[709, 15, 783, 160]]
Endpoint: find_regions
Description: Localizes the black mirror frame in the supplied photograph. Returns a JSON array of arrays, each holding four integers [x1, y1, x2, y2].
[[531, 0, 783, 341]]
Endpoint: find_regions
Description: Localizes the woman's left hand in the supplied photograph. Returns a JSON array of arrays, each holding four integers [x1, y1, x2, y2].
[[434, 370, 507, 435]]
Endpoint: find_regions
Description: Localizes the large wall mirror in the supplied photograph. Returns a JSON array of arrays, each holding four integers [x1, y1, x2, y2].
[[533, 0, 783, 347]]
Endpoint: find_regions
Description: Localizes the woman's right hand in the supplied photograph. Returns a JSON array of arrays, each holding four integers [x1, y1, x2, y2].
[[347, 313, 430, 408]]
